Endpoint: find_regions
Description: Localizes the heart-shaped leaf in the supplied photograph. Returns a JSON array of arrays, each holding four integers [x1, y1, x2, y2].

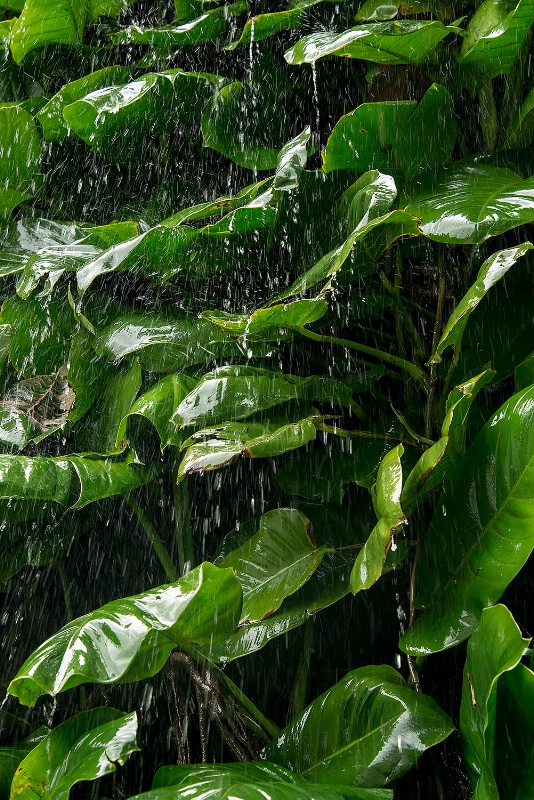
[[7, 562, 242, 706], [400, 384, 534, 655], [264, 665, 454, 787]]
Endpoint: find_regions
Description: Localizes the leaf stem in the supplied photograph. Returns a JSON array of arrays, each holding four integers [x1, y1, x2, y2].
[[479, 81, 498, 151], [425, 262, 446, 439], [126, 494, 179, 583], [57, 561, 73, 622], [288, 616, 314, 719], [293, 326, 427, 387], [317, 421, 427, 451], [171, 447, 195, 575]]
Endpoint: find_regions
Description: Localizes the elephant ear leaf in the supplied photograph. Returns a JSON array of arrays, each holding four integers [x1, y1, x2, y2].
[[264, 664, 454, 788], [400, 385, 534, 655]]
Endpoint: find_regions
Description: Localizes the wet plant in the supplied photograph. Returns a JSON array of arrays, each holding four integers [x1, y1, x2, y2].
[[0, 0, 533, 798]]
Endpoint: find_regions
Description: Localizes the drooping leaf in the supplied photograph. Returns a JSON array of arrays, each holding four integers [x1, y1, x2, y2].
[[0, 106, 41, 218], [220, 508, 326, 622], [350, 445, 405, 593], [284, 20, 457, 66], [459, 605, 530, 800], [404, 164, 534, 244], [515, 351, 534, 391], [340, 171, 398, 229], [178, 413, 319, 478], [36, 66, 132, 141], [66, 456, 161, 509], [432, 243, 533, 362], [401, 369, 494, 512], [201, 298, 328, 336], [0, 456, 73, 504], [7, 562, 242, 706], [142, 763, 393, 800], [504, 86, 534, 150], [63, 69, 225, 159], [400, 384, 534, 655], [264, 665, 454, 787], [323, 85, 456, 178], [495, 662, 534, 800], [459, 0, 534, 91], [11, 708, 139, 800], [9, 0, 88, 64], [226, 1, 320, 50], [272, 127, 312, 192]]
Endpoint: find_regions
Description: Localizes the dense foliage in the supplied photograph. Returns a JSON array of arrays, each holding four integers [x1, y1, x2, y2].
[[1, 0, 533, 797]]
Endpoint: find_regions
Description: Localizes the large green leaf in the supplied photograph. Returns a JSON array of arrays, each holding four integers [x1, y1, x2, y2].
[[400, 385, 534, 655], [172, 365, 355, 429], [140, 763, 393, 800], [459, 0, 534, 90], [201, 298, 328, 336], [459, 605, 530, 800], [404, 164, 534, 244], [495, 662, 534, 800], [63, 69, 224, 159], [432, 243, 533, 362], [350, 445, 406, 594], [323, 85, 456, 178], [10, 708, 139, 800], [7, 562, 242, 706], [284, 20, 456, 66], [0, 106, 41, 218], [177, 413, 319, 478], [220, 508, 326, 622], [9, 0, 88, 64], [264, 665, 454, 786], [36, 66, 132, 141]]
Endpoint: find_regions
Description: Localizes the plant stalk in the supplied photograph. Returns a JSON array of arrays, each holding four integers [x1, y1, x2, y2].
[[288, 616, 314, 720], [126, 494, 179, 583], [171, 447, 195, 575]]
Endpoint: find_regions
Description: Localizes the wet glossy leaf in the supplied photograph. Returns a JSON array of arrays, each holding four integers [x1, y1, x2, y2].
[[36, 66, 132, 141], [284, 20, 456, 66], [178, 414, 318, 478], [120, 373, 197, 449], [11, 708, 139, 800], [9, 0, 87, 64], [272, 127, 312, 192], [66, 456, 161, 508], [401, 369, 494, 512], [264, 665, 454, 786], [0, 367, 74, 433], [350, 445, 405, 593], [354, 0, 440, 20], [433, 243, 533, 362], [172, 366, 355, 429], [495, 662, 534, 800], [515, 351, 534, 391], [63, 69, 224, 159], [459, 605, 529, 800], [0, 106, 41, 218], [220, 508, 325, 622], [226, 1, 319, 50], [459, 0, 534, 90], [201, 298, 328, 336], [323, 85, 455, 178], [7, 562, 242, 706], [404, 164, 534, 244], [143, 763, 393, 800], [400, 385, 534, 655], [112, 14, 227, 46]]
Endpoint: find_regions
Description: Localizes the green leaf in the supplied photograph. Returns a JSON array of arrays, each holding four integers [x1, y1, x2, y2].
[[143, 763, 393, 800], [112, 14, 227, 46], [0, 456, 73, 504], [7, 562, 242, 706], [11, 708, 139, 800], [495, 662, 534, 800], [459, 0, 534, 90], [226, 2, 317, 50], [272, 127, 312, 192], [9, 0, 88, 64], [404, 164, 534, 244], [459, 605, 530, 800], [515, 351, 534, 391], [275, 438, 387, 505], [323, 85, 456, 178], [36, 66, 132, 141], [264, 665, 454, 787], [0, 106, 41, 218], [341, 171, 398, 229], [504, 86, 534, 150], [178, 414, 318, 478], [400, 385, 534, 655], [63, 69, 224, 159], [120, 373, 198, 449], [433, 243, 533, 362], [401, 369, 495, 512], [201, 298, 328, 336], [220, 508, 326, 622], [350, 445, 406, 593], [172, 366, 355, 429], [284, 20, 456, 66], [66, 456, 161, 509]]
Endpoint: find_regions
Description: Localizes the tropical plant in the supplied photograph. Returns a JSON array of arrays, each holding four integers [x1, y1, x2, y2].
[[0, 0, 533, 798]]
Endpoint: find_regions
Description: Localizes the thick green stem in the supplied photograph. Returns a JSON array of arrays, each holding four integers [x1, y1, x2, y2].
[[293, 326, 427, 387], [479, 81, 498, 151], [317, 421, 427, 450], [171, 447, 195, 575], [425, 264, 446, 439], [288, 617, 314, 719], [126, 494, 179, 583], [57, 561, 73, 622]]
